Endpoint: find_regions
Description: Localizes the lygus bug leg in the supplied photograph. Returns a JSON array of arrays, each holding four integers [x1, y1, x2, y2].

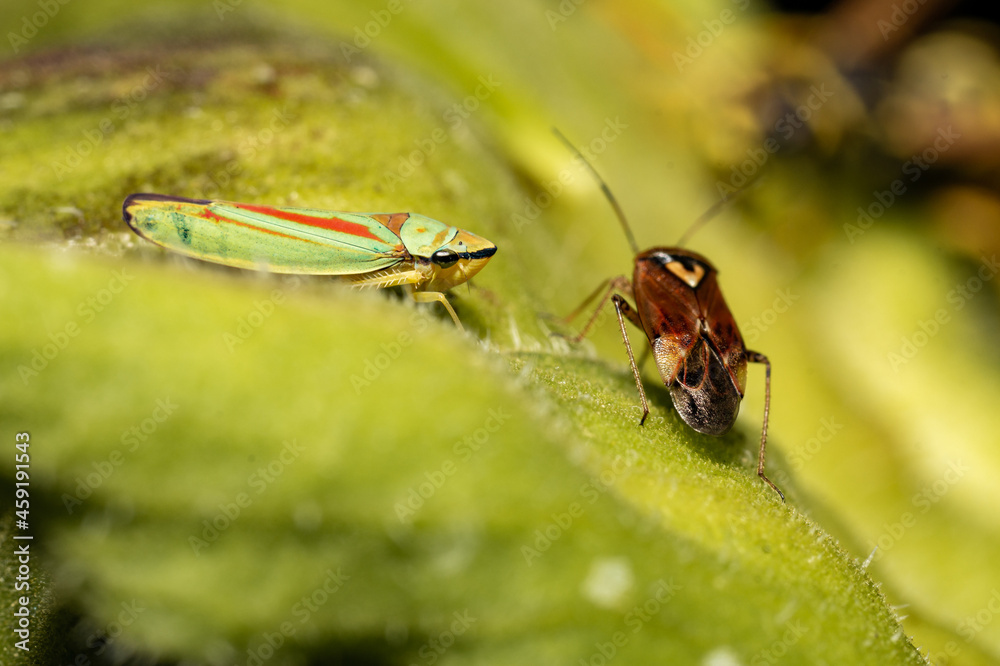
[[540, 278, 608, 336], [564, 276, 633, 343], [636, 346, 651, 372], [747, 350, 784, 502], [561, 275, 651, 426], [561, 278, 611, 325], [612, 294, 650, 425]]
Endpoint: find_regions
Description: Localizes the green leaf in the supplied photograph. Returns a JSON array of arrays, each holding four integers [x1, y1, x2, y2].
[[1, 241, 925, 664]]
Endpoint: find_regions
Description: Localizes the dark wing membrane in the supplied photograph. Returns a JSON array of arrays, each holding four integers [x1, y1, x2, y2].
[[693, 271, 747, 394]]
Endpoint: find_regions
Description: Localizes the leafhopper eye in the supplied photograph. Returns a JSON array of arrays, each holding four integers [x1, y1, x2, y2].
[[432, 249, 460, 268]]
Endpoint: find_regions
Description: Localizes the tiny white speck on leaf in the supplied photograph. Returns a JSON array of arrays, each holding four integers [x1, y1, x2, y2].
[[581, 556, 634, 608], [701, 646, 744, 666]]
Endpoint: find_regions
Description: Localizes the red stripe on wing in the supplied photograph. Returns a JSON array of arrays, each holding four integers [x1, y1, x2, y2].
[[201, 209, 317, 243], [236, 203, 383, 242]]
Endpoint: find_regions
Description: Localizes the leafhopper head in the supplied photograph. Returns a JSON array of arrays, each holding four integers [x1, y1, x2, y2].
[[418, 227, 497, 292], [394, 215, 496, 292]]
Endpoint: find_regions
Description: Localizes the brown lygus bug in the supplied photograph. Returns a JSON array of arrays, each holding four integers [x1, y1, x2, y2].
[[554, 130, 784, 501]]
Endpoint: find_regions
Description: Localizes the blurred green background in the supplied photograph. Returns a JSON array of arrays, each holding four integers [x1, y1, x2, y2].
[[2, 0, 1000, 664]]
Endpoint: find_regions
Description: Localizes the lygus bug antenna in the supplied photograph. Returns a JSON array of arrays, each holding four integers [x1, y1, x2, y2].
[[675, 197, 727, 249], [553, 128, 760, 252], [552, 128, 639, 255], [675, 178, 763, 248]]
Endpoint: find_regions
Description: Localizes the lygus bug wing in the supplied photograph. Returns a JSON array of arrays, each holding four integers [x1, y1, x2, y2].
[[633, 248, 748, 436], [667, 339, 745, 436]]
